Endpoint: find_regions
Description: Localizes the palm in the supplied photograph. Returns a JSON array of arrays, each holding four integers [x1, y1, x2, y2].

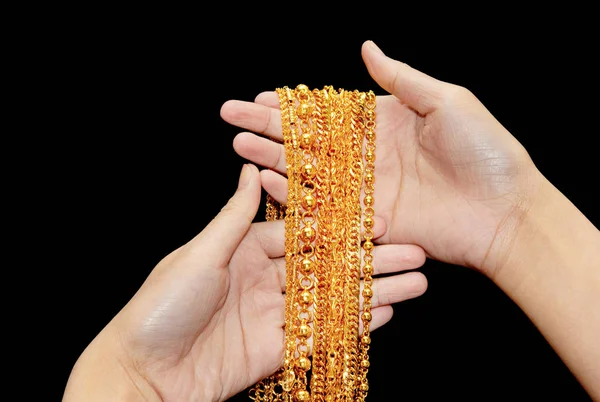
[[368, 93, 534, 272], [122, 225, 285, 401], [179, 232, 285, 399], [118, 179, 427, 400]]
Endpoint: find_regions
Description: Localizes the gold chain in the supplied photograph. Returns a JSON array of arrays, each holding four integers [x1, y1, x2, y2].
[[251, 85, 377, 402], [357, 90, 377, 400]]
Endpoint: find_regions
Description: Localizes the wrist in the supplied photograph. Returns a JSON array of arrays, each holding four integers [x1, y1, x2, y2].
[[63, 327, 162, 402], [477, 167, 547, 279], [490, 174, 599, 288], [483, 174, 600, 398]]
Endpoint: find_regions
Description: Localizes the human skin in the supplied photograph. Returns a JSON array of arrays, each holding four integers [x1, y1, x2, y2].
[[63, 164, 428, 401], [220, 41, 600, 399]]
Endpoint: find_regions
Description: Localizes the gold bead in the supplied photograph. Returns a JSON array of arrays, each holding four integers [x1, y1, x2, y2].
[[362, 311, 372, 322], [361, 359, 370, 368], [298, 323, 312, 338], [296, 356, 311, 371], [363, 217, 374, 228], [365, 109, 375, 119], [360, 382, 369, 392], [299, 290, 313, 305], [300, 133, 314, 149], [365, 150, 375, 162], [301, 258, 313, 274], [362, 287, 373, 298], [295, 390, 310, 402], [363, 240, 374, 251], [296, 84, 309, 93], [296, 103, 313, 119], [362, 334, 371, 345], [302, 163, 316, 179], [301, 226, 316, 242], [365, 172, 375, 184], [366, 130, 376, 141], [363, 264, 373, 275], [364, 195, 374, 206], [302, 194, 316, 210]]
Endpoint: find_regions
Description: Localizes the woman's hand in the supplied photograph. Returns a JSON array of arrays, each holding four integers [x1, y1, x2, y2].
[[220, 41, 543, 279], [63, 164, 428, 401]]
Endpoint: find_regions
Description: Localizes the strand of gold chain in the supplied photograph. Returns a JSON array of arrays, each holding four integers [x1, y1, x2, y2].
[[341, 89, 365, 399], [309, 87, 329, 402], [356, 90, 377, 401], [324, 87, 346, 400], [294, 84, 316, 401]]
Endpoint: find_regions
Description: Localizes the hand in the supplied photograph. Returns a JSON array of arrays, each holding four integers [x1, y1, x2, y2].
[[219, 41, 544, 279], [63, 164, 428, 402]]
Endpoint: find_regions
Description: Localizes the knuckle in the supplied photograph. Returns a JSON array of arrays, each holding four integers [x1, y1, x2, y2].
[[376, 289, 389, 306], [441, 84, 477, 106], [220, 195, 241, 214]]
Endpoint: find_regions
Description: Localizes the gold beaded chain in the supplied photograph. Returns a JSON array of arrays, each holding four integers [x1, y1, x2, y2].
[[250, 85, 377, 402]]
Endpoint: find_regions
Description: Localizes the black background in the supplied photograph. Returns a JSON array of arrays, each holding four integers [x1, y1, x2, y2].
[[48, 11, 598, 402]]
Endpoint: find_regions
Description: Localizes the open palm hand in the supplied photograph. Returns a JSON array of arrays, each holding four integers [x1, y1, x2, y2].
[[65, 164, 427, 401], [220, 42, 543, 278]]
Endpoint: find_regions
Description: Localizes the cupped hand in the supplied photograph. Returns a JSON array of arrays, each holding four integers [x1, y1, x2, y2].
[[220, 41, 544, 278], [64, 164, 427, 402]]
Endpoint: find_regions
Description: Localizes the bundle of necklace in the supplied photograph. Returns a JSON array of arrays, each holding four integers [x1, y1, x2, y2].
[[251, 84, 377, 402]]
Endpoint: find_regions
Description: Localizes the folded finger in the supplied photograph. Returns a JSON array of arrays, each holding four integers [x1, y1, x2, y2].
[[365, 271, 428, 310], [370, 244, 426, 277], [221, 100, 283, 141], [272, 246, 426, 294], [251, 219, 285, 258], [233, 132, 287, 174], [254, 91, 280, 109]]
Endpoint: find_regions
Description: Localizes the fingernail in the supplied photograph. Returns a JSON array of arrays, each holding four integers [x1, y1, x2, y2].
[[238, 164, 251, 189], [368, 40, 384, 55]]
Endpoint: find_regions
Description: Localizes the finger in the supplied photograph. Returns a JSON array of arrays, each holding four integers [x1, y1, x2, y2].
[[233, 132, 287, 174], [365, 271, 428, 310], [261, 169, 388, 239], [261, 169, 288, 203], [272, 245, 426, 293], [220, 100, 283, 141], [370, 244, 426, 276], [255, 91, 280, 109], [187, 164, 261, 267], [272, 257, 286, 292], [361, 40, 446, 115], [251, 219, 285, 258], [365, 305, 394, 333]]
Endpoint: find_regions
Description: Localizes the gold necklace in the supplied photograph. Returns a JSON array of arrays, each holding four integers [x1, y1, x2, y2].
[[252, 85, 376, 402]]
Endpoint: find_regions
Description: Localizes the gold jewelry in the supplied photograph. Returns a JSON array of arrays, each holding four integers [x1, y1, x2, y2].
[[251, 85, 377, 402]]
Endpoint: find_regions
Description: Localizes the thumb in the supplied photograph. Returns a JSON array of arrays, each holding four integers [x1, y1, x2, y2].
[[189, 164, 262, 266], [361, 40, 446, 115]]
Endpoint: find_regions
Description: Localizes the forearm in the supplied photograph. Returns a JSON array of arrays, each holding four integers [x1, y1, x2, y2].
[[63, 330, 162, 402], [494, 176, 600, 399]]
